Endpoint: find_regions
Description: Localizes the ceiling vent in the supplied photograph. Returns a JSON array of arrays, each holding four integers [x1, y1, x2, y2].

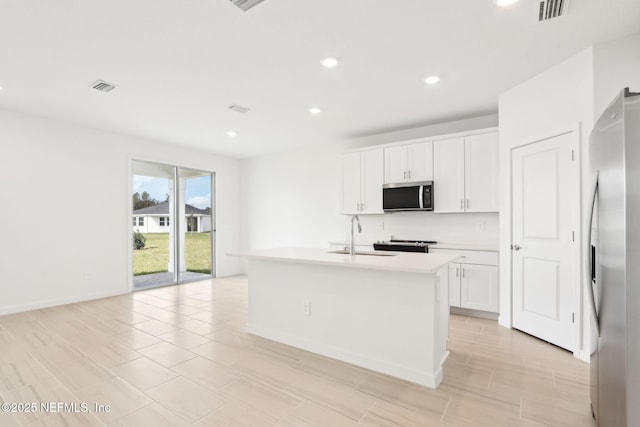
[[91, 80, 116, 93], [229, 0, 266, 12], [538, 0, 569, 22], [228, 104, 251, 114]]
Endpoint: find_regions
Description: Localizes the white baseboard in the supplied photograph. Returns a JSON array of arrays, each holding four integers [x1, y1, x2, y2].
[[248, 323, 443, 389], [0, 289, 130, 316], [577, 349, 591, 363], [451, 306, 499, 321]]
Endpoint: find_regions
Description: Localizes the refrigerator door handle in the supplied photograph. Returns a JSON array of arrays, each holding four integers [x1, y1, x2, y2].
[[586, 171, 600, 336]]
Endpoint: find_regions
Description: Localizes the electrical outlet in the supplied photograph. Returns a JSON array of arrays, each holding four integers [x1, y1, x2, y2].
[[378, 221, 385, 230], [303, 300, 311, 316], [478, 221, 485, 232], [83, 272, 90, 281]]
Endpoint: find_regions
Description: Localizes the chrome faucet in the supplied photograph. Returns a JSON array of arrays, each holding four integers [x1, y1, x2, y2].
[[350, 215, 362, 256]]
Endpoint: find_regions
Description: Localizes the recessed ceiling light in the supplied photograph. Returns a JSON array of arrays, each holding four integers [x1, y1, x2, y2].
[[321, 57, 339, 68], [309, 107, 322, 115], [0, 86, 3, 91], [227, 131, 237, 137], [496, 0, 519, 7], [424, 75, 440, 85]]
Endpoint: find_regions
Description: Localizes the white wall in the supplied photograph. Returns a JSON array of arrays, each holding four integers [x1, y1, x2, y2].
[[240, 115, 500, 255], [0, 109, 242, 315], [240, 143, 346, 250], [593, 32, 640, 120], [498, 32, 640, 360], [499, 47, 594, 358]]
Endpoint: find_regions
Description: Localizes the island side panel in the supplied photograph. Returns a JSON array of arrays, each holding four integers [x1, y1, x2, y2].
[[435, 266, 450, 374], [246, 258, 448, 388]]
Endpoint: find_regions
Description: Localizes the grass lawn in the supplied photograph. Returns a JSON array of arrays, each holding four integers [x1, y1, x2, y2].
[[133, 232, 212, 276]]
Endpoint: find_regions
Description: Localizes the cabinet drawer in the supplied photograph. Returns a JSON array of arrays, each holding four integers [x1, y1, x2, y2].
[[429, 248, 497, 266]]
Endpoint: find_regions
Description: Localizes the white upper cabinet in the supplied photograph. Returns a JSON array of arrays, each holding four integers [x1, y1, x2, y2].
[[342, 151, 362, 215], [384, 141, 433, 184], [342, 128, 497, 215], [433, 137, 465, 212], [342, 148, 384, 215], [384, 146, 407, 183], [360, 149, 384, 214], [407, 142, 433, 182], [464, 132, 499, 212], [434, 131, 499, 213]]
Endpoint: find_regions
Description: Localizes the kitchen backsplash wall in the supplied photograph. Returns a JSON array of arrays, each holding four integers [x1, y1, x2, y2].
[[347, 211, 499, 246]]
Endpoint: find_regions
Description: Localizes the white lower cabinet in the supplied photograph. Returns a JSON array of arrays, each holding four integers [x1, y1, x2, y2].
[[455, 263, 498, 312], [448, 264, 462, 306], [431, 248, 499, 314]]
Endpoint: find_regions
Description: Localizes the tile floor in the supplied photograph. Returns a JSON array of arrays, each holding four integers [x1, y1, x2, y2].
[[0, 276, 595, 426]]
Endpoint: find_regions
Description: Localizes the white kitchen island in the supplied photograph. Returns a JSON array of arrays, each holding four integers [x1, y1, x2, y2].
[[229, 247, 459, 388]]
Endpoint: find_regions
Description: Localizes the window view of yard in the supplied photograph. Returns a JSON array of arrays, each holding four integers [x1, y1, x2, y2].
[[133, 232, 212, 276]]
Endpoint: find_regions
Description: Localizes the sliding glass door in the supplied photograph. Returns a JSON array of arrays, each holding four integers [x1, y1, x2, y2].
[[132, 160, 215, 290]]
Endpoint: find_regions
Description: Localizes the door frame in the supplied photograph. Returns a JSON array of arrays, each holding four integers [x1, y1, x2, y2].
[[127, 156, 216, 291], [500, 123, 582, 357]]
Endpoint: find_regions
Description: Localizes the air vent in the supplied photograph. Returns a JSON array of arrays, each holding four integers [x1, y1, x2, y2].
[[228, 105, 251, 114], [91, 80, 116, 93], [538, 0, 568, 21], [229, 0, 266, 12]]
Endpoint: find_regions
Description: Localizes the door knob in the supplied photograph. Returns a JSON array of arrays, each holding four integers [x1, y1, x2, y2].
[[512, 244, 522, 251]]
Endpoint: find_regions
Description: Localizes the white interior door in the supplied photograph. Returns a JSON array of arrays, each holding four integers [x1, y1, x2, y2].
[[511, 132, 578, 351]]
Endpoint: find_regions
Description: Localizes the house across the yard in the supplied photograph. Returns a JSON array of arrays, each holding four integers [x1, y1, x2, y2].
[[132, 202, 211, 233]]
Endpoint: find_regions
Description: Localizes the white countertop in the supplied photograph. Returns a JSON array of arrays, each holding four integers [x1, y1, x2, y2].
[[329, 240, 499, 252], [228, 247, 460, 274], [429, 242, 499, 251]]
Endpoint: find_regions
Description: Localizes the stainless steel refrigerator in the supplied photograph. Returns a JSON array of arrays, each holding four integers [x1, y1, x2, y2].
[[587, 88, 640, 426]]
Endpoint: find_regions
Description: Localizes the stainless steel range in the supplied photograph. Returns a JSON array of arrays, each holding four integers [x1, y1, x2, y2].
[[373, 239, 437, 253]]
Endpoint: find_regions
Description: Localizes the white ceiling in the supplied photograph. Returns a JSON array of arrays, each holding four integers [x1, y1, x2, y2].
[[1, 0, 639, 158]]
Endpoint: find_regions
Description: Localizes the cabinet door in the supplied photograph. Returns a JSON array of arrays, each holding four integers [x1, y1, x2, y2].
[[448, 263, 461, 307], [407, 141, 433, 182], [434, 137, 465, 213], [464, 132, 499, 212], [460, 264, 498, 312], [384, 146, 407, 184], [360, 149, 384, 214], [342, 152, 361, 214]]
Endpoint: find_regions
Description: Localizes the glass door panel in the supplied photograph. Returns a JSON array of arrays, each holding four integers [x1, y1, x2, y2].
[[132, 160, 176, 290], [178, 167, 214, 282]]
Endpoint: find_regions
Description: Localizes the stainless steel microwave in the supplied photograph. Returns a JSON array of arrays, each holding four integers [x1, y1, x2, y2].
[[383, 181, 433, 212]]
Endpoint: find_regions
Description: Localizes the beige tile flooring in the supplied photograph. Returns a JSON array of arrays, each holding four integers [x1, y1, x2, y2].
[[0, 276, 595, 426]]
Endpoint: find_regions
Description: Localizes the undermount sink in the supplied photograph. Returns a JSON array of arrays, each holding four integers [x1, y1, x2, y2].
[[328, 249, 396, 256]]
